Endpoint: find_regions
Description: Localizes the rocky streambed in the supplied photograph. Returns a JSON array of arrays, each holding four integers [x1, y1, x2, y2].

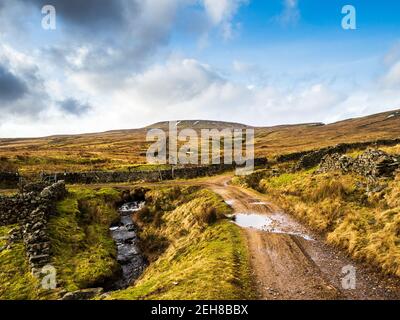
[[61, 201, 148, 299], [109, 202, 147, 290]]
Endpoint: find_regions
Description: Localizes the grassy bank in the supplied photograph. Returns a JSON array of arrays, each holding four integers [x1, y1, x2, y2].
[[109, 186, 254, 300], [233, 168, 400, 277], [48, 187, 121, 291], [0, 188, 122, 299], [0, 225, 43, 299]]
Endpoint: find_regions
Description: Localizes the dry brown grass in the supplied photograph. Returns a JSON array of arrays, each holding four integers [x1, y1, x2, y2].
[[254, 109, 400, 157], [0, 156, 17, 172], [381, 144, 400, 155]]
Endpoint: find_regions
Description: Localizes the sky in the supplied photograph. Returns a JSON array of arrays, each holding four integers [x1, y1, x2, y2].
[[0, 0, 400, 137]]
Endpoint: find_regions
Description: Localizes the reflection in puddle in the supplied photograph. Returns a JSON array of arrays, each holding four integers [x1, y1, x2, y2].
[[234, 213, 313, 241], [235, 214, 273, 229], [225, 200, 235, 206]]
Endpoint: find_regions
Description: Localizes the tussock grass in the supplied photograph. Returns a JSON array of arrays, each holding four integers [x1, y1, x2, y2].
[[381, 144, 400, 155], [231, 169, 272, 191], [310, 179, 349, 202], [108, 187, 254, 300], [0, 156, 17, 172]]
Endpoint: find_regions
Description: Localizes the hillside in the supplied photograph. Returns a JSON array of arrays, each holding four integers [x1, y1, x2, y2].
[[255, 109, 400, 156], [1, 109, 400, 174]]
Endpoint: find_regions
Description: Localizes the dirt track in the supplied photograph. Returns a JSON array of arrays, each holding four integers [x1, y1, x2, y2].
[[199, 175, 400, 300]]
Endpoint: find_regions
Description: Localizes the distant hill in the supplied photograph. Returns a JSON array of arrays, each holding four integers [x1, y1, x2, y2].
[[0, 109, 400, 173], [254, 109, 400, 156]]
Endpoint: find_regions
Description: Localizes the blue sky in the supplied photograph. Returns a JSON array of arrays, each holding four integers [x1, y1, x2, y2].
[[0, 0, 400, 137], [176, 1, 399, 82]]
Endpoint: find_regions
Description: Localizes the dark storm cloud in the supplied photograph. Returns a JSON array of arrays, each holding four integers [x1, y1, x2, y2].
[[14, 0, 170, 75], [0, 63, 50, 117], [58, 98, 91, 115], [0, 64, 28, 102]]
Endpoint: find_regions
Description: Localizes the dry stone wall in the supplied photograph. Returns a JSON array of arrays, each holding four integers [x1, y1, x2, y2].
[[317, 149, 400, 179], [40, 159, 268, 185], [0, 192, 38, 225], [0, 181, 67, 273], [1, 159, 268, 187], [276, 138, 400, 169]]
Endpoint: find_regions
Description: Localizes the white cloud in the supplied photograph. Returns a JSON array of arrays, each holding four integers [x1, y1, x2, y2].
[[98, 57, 400, 128], [382, 61, 400, 88], [65, 46, 90, 69], [384, 42, 400, 66], [233, 60, 255, 73], [203, 0, 241, 24], [115, 59, 223, 111], [381, 42, 400, 88], [0, 44, 37, 76], [275, 0, 300, 26], [91, 59, 346, 127], [202, 0, 247, 39], [1, 53, 400, 137]]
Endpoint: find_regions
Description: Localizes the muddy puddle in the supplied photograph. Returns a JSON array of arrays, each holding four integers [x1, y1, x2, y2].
[[234, 212, 313, 241]]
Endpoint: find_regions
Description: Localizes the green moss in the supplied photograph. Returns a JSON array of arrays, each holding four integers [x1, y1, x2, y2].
[[0, 225, 9, 247], [0, 225, 41, 300], [48, 188, 121, 291], [346, 149, 365, 159], [266, 173, 297, 188]]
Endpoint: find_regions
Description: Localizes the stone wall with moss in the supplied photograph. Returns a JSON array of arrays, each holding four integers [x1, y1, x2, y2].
[[0, 181, 67, 274]]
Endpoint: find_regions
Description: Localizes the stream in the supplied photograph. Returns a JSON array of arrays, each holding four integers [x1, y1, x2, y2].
[[109, 202, 147, 290]]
